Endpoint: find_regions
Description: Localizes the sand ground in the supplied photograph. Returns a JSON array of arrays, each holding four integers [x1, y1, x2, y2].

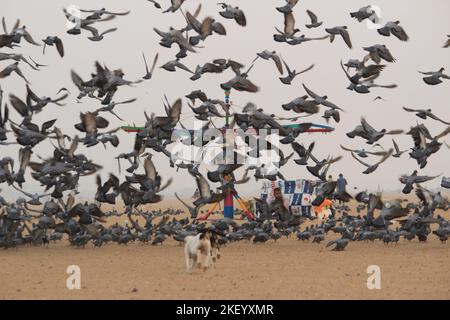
[[1, 199, 449, 300]]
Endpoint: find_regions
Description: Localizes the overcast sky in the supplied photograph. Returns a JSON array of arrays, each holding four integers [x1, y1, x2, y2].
[[1, 0, 449, 200]]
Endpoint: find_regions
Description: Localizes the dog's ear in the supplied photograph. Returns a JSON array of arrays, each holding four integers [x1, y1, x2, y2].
[[201, 231, 212, 240]]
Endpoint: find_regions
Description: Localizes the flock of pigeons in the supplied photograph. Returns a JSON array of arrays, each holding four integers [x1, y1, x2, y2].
[[0, 1, 449, 251]]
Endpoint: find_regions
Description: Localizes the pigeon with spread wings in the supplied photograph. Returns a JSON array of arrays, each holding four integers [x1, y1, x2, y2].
[[351, 149, 393, 174]]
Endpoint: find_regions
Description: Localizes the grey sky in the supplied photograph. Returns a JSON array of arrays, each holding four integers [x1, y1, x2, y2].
[[1, 0, 449, 200]]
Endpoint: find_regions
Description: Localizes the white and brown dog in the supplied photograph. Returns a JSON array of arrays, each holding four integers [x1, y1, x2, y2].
[[184, 231, 220, 273]]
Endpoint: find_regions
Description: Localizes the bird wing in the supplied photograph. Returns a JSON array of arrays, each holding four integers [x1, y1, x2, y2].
[[107, 174, 120, 191], [96, 174, 102, 190], [176, 61, 194, 74], [51, 93, 69, 105], [302, 83, 321, 100], [55, 38, 64, 57], [339, 28, 352, 48], [169, 98, 182, 121], [82, 112, 97, 134], [71, 70, 84, 91], [2, 17, 7, 34], [105, 10, 131, 16], [144, 156, 157, 181], [435, 126, 450, 140], [12, 65, 31, 84], [414, 175, 440, 184], [291, 142, 307, 156], [322, 99, 343, 111], [66, 194, 76, 211], [308, 150, 320, 164], [185, 11, 201, 33], [418, 71, 434, 75], [116, 98, 137, 105], [340, 60, 353, 81], [392, 25, 409, 41], [402, 106, 418, 113], [235, 9, 247, 26], [378, 47, 396, 62], [233, 77, 259, 92], [175, 192, 195, 211], [415, 186, 432, 205], [385, 129, 403, 135], [350, 151, 370, 168], [295, 64, 315, 76], [150, 53, 159, 74], [427, 113, 450, 125], [271, 54, 284, 74], [82, 25, 99, 37], [68, 137, 79, 157], [327, 155, 343, 164], [195, 174, 212, 198], [392, 139, 400, 152], [340, 145, 355, 153], [360, 117, 377, 134], [375, 149, 393, 165], [193, 3, 202, 17], [306, 9, 318, 24], [11, 19, 20, 33], [280, 56, 292, 75], [12, 185, 33, 198], [284, 12, 296, 35], [99, 28, 118, 37], [0, 104, 8, 126], [19, 147, 32, 171], [9, 93, 30, 117], [422, 76, 442, 85], [367, 150, 391, 156], [41, 119, 57, 133], [142, 53, 149, 73], [22, 29, 40, 46]]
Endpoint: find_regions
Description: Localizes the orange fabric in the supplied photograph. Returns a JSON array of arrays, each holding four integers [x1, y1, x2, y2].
[[314, 199, 333, 215]]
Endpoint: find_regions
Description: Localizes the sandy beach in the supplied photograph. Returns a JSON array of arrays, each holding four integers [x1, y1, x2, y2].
[[1, 200, 449, 300]]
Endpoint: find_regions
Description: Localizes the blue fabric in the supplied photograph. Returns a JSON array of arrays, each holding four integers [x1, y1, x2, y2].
[[260, 180, 316, 217], [301, 206, 312, 217], [284, 181, 296, 194], [337, 177, 347, 192], [304, 180, 314, 194], [291, 193, 301, 206], [224, 206, 234, 219]]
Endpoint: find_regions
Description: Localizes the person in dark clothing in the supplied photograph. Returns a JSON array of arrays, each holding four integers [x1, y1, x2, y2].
[[336, 173, 348, 205], [270, 188, 291, 221]]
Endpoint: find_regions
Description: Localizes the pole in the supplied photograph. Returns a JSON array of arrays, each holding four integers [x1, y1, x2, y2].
[[224, 89, 231, 128], [223, 90, 234, 219], [224, 188, 234, 219]]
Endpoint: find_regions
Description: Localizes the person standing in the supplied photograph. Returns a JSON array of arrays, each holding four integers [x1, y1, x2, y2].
[[270, 188, 291, 221], [336, 173, 348, 205]]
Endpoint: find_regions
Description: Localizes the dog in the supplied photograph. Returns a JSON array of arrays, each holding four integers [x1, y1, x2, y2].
[[184, 231, 220, 273]]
